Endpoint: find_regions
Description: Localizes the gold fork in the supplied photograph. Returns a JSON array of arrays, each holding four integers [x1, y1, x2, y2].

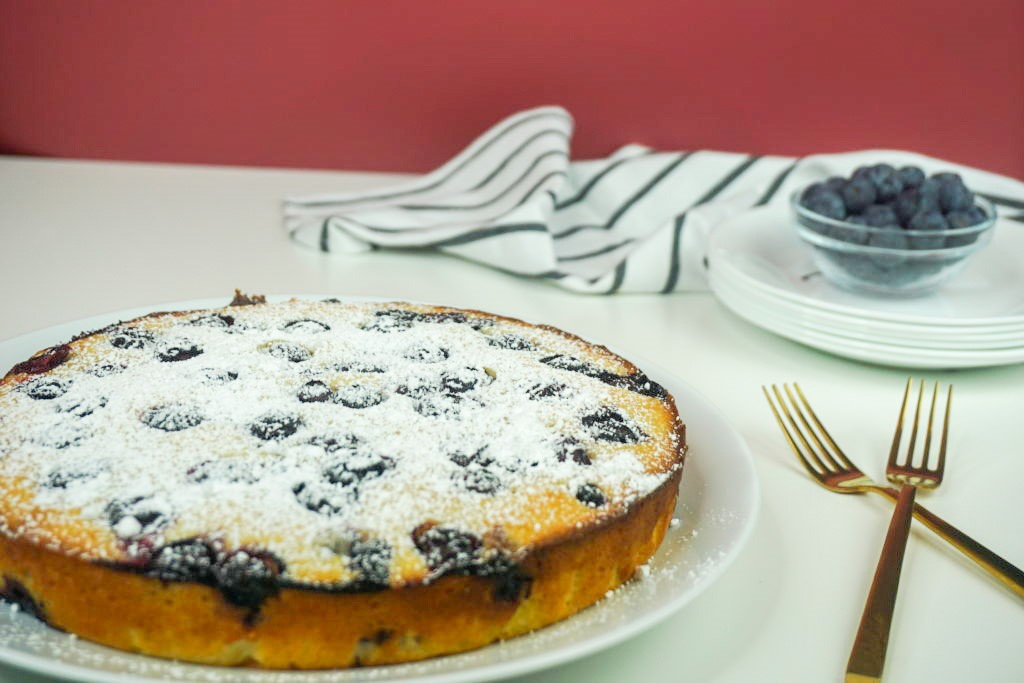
[[845, 379, 948, 683], [763, 382, 1024, 600]]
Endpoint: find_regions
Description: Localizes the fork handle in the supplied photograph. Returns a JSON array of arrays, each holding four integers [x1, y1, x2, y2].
[[869, 486, 1024, 599], [846, 484, 917, 683]]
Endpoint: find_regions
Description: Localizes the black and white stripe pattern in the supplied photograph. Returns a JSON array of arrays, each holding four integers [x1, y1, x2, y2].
[[284, 106, 1024, 294]]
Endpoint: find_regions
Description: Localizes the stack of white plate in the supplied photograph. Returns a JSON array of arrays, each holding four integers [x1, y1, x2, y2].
[[706, 203, 1024, 369]]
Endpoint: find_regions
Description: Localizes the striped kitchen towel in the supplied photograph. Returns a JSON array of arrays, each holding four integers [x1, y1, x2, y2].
[[283, 106, 1024, 294]]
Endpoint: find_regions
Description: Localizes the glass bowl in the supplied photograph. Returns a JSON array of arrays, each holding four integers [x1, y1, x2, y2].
[[790, 189, 996, 297]]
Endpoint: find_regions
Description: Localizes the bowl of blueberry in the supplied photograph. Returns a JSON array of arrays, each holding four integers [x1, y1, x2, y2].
[[792, 164, 996, 296]]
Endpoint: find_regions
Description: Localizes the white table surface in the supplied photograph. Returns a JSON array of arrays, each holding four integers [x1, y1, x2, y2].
[[0, 156, 1021, 682]]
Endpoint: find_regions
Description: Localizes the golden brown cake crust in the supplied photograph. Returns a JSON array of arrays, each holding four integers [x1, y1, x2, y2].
[[0, 296, 686, 669]]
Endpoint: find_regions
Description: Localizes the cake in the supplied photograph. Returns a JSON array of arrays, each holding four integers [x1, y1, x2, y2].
[[0, 293, 686, 669]]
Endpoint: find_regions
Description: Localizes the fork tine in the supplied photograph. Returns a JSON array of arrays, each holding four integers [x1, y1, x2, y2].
[[904, 378, 925, 468], [779, 384, 838, 474], [920, 381, 940, 471], [936, 384, 952, 479], [791, 383, 851, 472], [762, 385, 821, 478], [887, 378, 913, 470]]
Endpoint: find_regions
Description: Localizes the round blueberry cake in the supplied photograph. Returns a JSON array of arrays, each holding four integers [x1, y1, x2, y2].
[[0, 293, 686, 669]]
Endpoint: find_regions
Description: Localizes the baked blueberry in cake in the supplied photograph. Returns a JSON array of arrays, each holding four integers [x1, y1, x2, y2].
[[0, 294, 686, 669]]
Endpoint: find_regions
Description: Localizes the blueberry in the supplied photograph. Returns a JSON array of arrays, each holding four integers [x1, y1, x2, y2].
[[404, 347, 450, 363], [457, 468, 503, 495], [293, 481, 347, 516], [335, 361, 386, 374], [142, 405, 203, 432], [862, 204, 900, 228], [145, 538, 217, 582], [333, 384, 386, 409], [56, 395, 108, 417], [0, 578, 48, 624], [186, 459, 264, 485], [189, 314, 234, 328], [488, 334, 534, 351], [211, 549, 284, 610], [822, 176, 848, 194], [349, 539, 392, 587], [89, 363, 126, 377], [556, 437, 591, 465], [896, 166, 926, 188], [37, 424, 90, 450], [801, 191, 847, 220], [581, 407, 645, 444], [575, 483, 607, 508], [106, 496, 168, 538], [907, 210, 949, 249], [308, 433, 360, 454], [250, 413, 301, 441], [201, 368, 238, 384], [449, 447, 494, 468], [918, 177, 943, 202], [867, 230, 910, 267], [412, 394, 463, 418], [21, 378, 70, 400], [938, 179, 974, 212], [297, 380, 333, 403], [323, 453, 394, 488], [947, 206, 986, 229], [110, 327, 155, 350], [867, 164, 903, 202], [439, 367, 492, 395], [44, 468, 99, 489], [266, 341, 312, 363], [893, 188, 939, 227], [527, 382, 572, 400], [841, 178, 877, 213], [282, 319, 330, 333], [412, 525, 482, 574], [157, 341, 203, 362]]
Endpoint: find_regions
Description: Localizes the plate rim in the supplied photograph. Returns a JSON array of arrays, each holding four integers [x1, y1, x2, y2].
[[0, 294, 761, 683]]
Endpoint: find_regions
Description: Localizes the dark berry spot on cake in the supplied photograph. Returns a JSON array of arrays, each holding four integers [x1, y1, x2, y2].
[[308, 433, 360, 454], [265, 341, 312, 363], [540, 354, 604, 378], [333, 384, 387, 409], [141, 405, 204, 432], [297, 380, 333, 403], [413, 394, 463, 418], [89, 362, 126, 377], [349, 539, 392, 587], [488, 334, 535, 351], [324, 452, 395, 488], [157, 340, 204, 363], [106, 497, 169, 538], [283, 319, 331, 333], [293, 481, 346, 516], [212, 549, 284, 610], [412, 524, 483, 575], [56, 395, 108, 417], [44, 467, 100, 489], [440, 367, 493, 395], [582, 407, 646, 444], [21, 378, 70, 400], [335, 361, 386, 374], [449, 447, 494, 468], [110, 327, 155, 350], [200, 368, 239, 384], [404, 346, 450, 363], [186, 459, 264, 485], [527, 382, 572, 400], [363, 309, 418, 332], [456, 468, 503, 495], [144, 537, 217, 582], [576, 483, 607, 508], [321, 297, 342, 304], [608, 371, 670, 399], [556, 437, 591, 465], [0, 577, 48, 624], [189, 314, 235, 328], [250, 413, 301, 441], [36, 423, 90, 449], [7, 344, 71, 377]]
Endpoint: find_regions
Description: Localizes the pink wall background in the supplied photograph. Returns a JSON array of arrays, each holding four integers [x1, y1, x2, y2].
[[1, 1, 1022, 177]]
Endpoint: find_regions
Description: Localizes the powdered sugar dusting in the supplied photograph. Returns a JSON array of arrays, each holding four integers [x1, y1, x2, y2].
[[0, 300, 683, 588]]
